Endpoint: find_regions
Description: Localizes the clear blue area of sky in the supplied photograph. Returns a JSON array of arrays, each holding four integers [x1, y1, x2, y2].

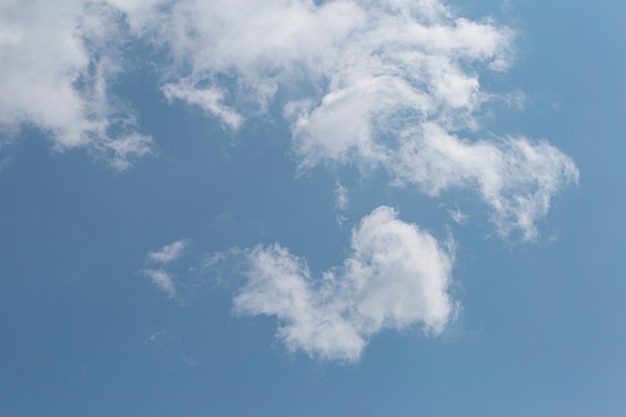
[[1, 1, 625, 416]]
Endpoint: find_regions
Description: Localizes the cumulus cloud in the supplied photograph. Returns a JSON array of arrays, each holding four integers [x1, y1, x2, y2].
[[0, 0, 578, 236], [147, 239, 190, 264], [0, 0, 151, 169], [0, 0, 577, 236], [106, 0, 577, 238], [234, 206, 456, 362]]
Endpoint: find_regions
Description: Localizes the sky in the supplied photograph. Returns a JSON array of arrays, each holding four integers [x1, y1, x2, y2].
[[0, 0, 625, 416]]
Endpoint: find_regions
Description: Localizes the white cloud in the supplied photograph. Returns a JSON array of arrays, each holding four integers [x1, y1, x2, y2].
[[336, 214, 348, 227], [0, 0, 578, 238], [163, 81, 243, 131], [449, 208, 468, 225], [111, 0, 514, 137], [234, 206, 456, 362], [142, 240, 192, 300], [0, 0, 577, 237], [392, 124, 579, 240], [108, 0, 576, 238], [0, 0, 151, 169], [142, 269, 177, 298], [334, 182, 350, 211], [147, 239, 190, 264]]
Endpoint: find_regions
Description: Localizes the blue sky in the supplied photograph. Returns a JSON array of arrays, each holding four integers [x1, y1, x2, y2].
[[0, 0, 625, 416]]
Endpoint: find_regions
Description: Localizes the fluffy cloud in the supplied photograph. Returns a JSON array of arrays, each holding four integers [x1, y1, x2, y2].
[[392, 123, 579, 240], [1, 0, 578, 236], [1, 0, 577, 235], [234, 206, 456, 362], [147, 239, 190, 264], [0, 0, 151, 169], [109, 0, 577, 238]]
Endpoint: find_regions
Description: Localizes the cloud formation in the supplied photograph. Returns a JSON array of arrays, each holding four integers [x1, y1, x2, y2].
[[147, 239, 190, 264], [142, 269, 177, 298], [0, 0, 151, 169], [1, 0, 578, 236], [109, 0, 578, 238], [142, 239, 191, 298], [6, 0, 580, 364], [391, 124, 579, 240], [234, 206, 456, 362], [334, 182, 350, 211], [448, 208, 468, 225]]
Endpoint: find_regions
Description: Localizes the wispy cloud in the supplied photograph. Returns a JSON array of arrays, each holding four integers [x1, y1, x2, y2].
[[145, 329, 198, 369], [448, 208, 468, 225], [141, 239, 192, 299], [142, 269, 177, 299], [234, 206, 457, 362], [147, 239, 190, 264], [334, 182, 349, 211], [163, 81, 243, 131]]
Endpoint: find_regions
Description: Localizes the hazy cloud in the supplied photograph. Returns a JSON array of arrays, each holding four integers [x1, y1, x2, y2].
[[448, 208, 468, 225], [334, 182, 350, 211], [142, 269, 177, 298], [145, 329, 197, 368], [147, 239, 190, 264], [143, 239, 191, 299]]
